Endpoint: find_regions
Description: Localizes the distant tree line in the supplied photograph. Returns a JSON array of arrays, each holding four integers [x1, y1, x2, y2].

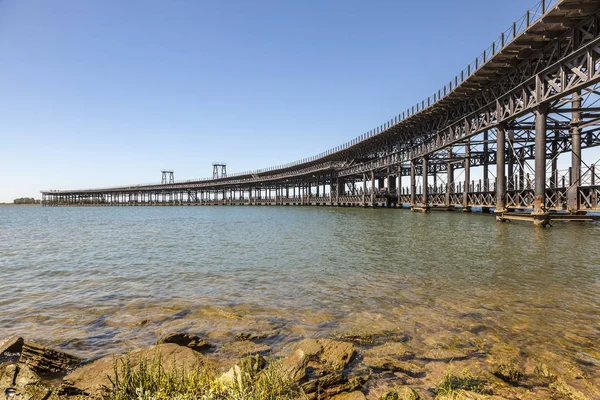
[[13, 197, 41, 204]]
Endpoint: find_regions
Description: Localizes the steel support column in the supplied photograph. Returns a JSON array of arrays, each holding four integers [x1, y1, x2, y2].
[[371, 170, 376, 207], [568, 91, 582, 213], [463, 139, 471, 212], [533, 105, 549, 225], [422, 157, 429, 211], [410, 160, 416, 209], [495, 126, 507, 214], [445, 149, 454, 208]]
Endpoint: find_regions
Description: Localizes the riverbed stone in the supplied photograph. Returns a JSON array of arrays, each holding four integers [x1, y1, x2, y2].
[[157, 332, 212, 352], [419, 348, 468, 361], [64, 343, 212, 396], [362, 342, 414, 360], [362, 357, 424, 377]]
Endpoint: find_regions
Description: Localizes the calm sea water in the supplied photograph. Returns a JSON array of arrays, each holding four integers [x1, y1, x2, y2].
[[1, 205, 599, 368]]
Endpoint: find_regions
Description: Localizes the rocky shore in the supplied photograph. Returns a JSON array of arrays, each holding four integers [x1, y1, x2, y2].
[[2, 328, 599, 400]]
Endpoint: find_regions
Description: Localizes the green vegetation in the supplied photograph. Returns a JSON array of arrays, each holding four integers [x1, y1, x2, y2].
[[101, 352, 305, 400], [433, 369, 486, 399], [13, 197, 40, 204]]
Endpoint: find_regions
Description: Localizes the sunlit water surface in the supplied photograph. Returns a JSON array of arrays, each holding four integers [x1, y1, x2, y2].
[[1, 205, 599, 372]]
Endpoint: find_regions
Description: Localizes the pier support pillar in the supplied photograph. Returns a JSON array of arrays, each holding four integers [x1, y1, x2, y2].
[[463, 139, 471, 212], [422, 157, 430, 212], [371, 170, 376, 207], [362, 173, 367, 206], [445, 149, 454, 209], [495, 125, 507, 214], [568, 91, 582, 214], [483, 131, 489, 191], [533, 105, 549, 226], [410, 160, 416, 210]]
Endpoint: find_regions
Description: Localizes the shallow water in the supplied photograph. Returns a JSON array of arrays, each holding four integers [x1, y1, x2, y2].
[[1, 205, 599, 372]]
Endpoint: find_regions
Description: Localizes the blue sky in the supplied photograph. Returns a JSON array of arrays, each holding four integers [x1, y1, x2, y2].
[[0, 0, 541, 202]]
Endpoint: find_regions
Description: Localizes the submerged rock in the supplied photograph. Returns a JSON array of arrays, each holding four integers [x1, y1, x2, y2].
[[419, 348, 468, 362], [362, 357, 424, 377], [157, 332, 212, 352], [362, 342, 414, 360]]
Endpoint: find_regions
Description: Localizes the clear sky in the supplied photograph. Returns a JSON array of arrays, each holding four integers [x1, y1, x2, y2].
[[0, 0, 543, 202]]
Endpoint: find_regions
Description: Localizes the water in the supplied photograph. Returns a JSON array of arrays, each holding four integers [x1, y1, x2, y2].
[[1, 206, 599, 375]]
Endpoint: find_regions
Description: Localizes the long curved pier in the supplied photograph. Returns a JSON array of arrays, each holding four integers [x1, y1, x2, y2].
[[43, 0, 600, 225]]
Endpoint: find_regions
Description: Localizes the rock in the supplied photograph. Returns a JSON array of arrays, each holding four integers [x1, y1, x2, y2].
[[19, 341, 79, 375], [216, 340, 271, 359], [0, 363, 16, 388], [362, 342, 414, 360], [220, 364, 244, 388], [280, 349, 308, 382], [296, 338, 324, 358], [491, 362, 522, 383], [64, 343, 212, 396], [14, 364, 41, 387], [335, 330, 410, 346], [300, 373, 346, 394], [234, 332, 269, 341], [323, 376, 369, 398], [420, 348, 468, 361], [0, 336, 23, 359], [157, 332, 212, 352], [219, 355, 266, 388], [362, 357, 424, 377], [301, 374, 368, 399], [239, 354, 266, 374], [549, 379, 589, 400], [380, 385, 420, 400], [330, 390, 366, 400], [296, 338, 356, 371], [435, 391, 507, 399]]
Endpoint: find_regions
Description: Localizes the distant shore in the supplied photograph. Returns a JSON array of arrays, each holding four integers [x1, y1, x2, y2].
[[0, 203, 41, 206]]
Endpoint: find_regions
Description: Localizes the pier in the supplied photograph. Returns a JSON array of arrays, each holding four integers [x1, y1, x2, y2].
[[42, 0, 600, 226]]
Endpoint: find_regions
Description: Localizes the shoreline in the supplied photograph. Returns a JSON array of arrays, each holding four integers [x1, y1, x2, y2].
[[1, 326, 597, 400]]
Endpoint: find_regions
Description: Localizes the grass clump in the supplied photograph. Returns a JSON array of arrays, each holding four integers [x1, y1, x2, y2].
[[433, 368, 486, 399], [101, 351, 305, 400]]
